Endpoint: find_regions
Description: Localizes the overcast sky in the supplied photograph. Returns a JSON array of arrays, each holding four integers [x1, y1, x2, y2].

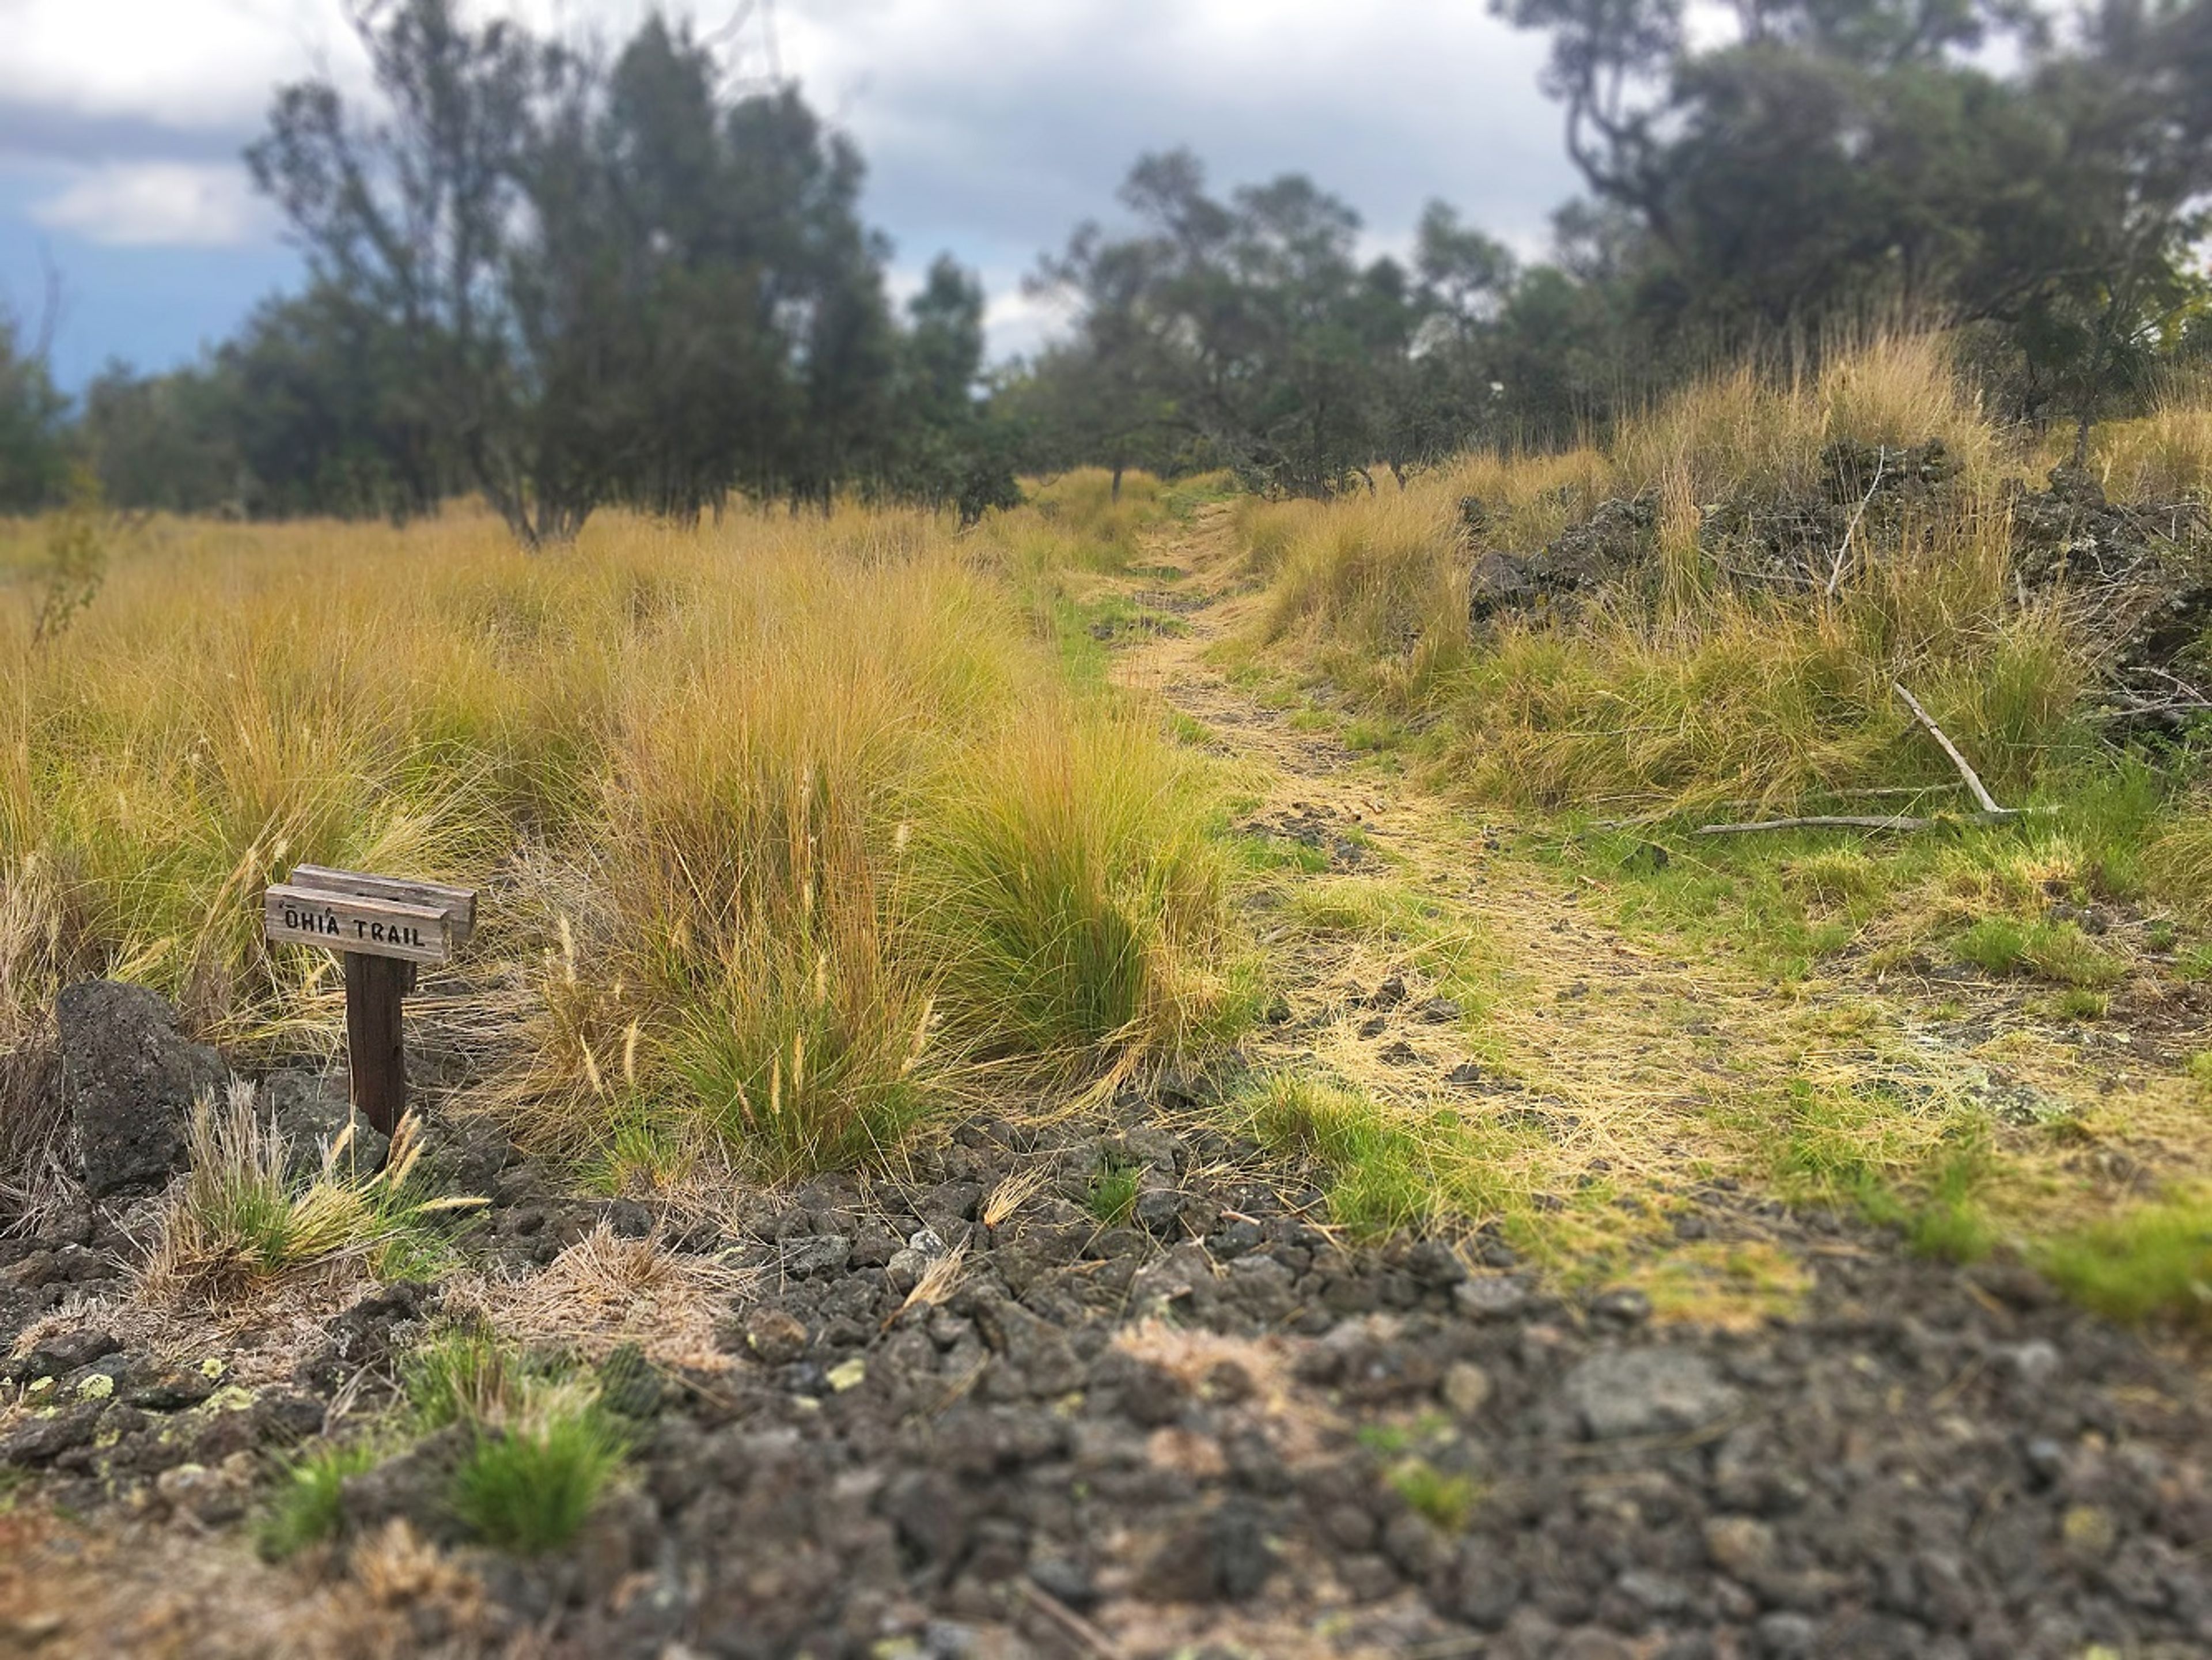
[[0, 0, 1578, 391]]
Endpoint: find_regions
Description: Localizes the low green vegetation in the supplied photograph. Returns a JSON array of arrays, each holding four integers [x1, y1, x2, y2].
[[141, 1087, 476, 1307], [2041, 1197, 2212, 1326], [1533, 754, 2187, 988], [407, 1326, 627, 1555], [450, 1401, 626, 1555], [1386, 1459, 1482, 1532], [258, 1442, 381, 1560], [1953, 918, 2125, 988], [1088, 1157, 1141, 1226]]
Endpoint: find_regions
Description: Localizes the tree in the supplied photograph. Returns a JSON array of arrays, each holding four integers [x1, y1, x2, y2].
[[1028, 152, 1435, 497], [245, 2, 937, 541], [80, 361, 243, 516], [0, 305, 69, 513], [248, 0, 581, 544], [1494, 0, 2212, 426]]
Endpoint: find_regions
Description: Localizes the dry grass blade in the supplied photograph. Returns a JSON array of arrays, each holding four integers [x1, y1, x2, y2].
[[980, 1165, 1052, 1230], [885, 1239, 967, 1329], [446, 1220, 754, 1371]]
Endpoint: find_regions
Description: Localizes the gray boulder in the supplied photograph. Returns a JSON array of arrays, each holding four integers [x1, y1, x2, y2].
[[1561, 1346, 1741, 1440], [258, 1070, 391, 1181], [58, 981, 226, 1196]]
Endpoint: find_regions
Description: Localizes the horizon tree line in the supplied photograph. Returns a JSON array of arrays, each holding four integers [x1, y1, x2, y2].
[[1, 0, 2207, 534]]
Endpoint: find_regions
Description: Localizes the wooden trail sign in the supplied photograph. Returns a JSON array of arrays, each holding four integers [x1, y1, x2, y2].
[[263, 866, 478, 1136]]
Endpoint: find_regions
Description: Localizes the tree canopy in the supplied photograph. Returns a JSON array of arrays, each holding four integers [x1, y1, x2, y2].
[[9, 0, 2210, 523]]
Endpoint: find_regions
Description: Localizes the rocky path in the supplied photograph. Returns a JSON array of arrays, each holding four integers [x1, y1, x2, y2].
[[5, 1098, 2211, 1660]]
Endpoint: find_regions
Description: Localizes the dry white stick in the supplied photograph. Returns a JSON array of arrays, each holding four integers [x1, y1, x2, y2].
[[1892, 682, 2004, 814], [1825, 453, 1885, 598], [1695, 809, 2023, 837]]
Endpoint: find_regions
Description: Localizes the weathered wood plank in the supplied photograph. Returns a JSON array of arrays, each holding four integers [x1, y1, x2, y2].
[[345, 952, 412, 1134], [289, 864, 476, 943], [264, 883, 453, 965]]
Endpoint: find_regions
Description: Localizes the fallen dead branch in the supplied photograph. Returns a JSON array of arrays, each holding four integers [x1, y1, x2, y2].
[[1695, 809, 2025, 837], [1891, 681, 2003, 814], [1697, 682, 2027, 836]]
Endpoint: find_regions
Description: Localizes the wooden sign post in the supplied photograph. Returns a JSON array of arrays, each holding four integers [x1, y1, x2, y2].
[[263, 866, 477, 1136]]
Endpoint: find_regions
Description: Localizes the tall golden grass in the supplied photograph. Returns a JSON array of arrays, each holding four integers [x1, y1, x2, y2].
[[0, 497, 1250, 1191], [1251, 334, 2207, 815]]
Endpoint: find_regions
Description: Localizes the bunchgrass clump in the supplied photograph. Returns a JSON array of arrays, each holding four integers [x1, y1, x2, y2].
[[404, 1325, 520, 1431], [2, 502, 1253, 1196], [1385, 1458, 1482, 1532], [140, 1083, 479, 1306], [449, 1393, 626, 1555], [259, 1440, 380, 1560], [1088, 1157, 1141, 1226], [918, 709, 1254, 1066], [405, 1324, 626, 1555]]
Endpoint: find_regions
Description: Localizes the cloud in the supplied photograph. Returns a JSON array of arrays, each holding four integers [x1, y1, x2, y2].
[[0, 0, 1581, 361], [29, 161, 270, 247], [2, 0, 344, 131]]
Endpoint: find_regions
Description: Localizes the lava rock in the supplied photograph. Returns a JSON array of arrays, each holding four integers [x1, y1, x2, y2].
[[783, 1235, 854, 1278], [59, 981, 226, 1196], [746, 1306, 810, 1365], [15, 1328, 119, 1381], [258, 1069, 389, 1179], [1563, 1347, 1742, 1439]]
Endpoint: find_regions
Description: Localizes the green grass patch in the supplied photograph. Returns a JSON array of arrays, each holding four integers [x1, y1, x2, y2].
[[1953, 918, 2125, 987], [1385, 1458, 1480, 1531], [1768, 1075, 1994, 1262], [405, 1325, 627, 1555], [2041, 1196, 2212, 1326], [1247, 1073, 1434, 1235], [405, 1325, 520, 1430], [1240, 1071, 1553, 1244], [1088, 1157, 1140, 1226], [258, 1441, 381, 1560], [450, 1404, 626, 1555]]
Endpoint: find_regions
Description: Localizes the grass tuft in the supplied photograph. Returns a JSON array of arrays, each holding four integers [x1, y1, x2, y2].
[[405, 1324, 626, 1554], [259, 1440, 380, 1560], [1385, 1458, 1481, 1532], [2040, 1197, 2212, 1326], [140, 1083, 475, 1306], [449, 1397, 625, 1555], [1088, 1156, 1141, 1226]]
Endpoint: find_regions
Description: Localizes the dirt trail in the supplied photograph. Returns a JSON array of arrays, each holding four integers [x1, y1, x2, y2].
[[1098, 509, 2206, 1287], [1107, 516, 1824, 1217]]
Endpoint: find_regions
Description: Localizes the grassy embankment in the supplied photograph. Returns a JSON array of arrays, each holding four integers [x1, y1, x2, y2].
[[1217, 333, 2212, 1318], [0, 483, 1257, 1221]]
